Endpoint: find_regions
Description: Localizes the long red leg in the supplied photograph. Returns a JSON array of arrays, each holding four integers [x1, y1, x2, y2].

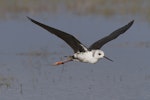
[[52, 58, 73, 66]]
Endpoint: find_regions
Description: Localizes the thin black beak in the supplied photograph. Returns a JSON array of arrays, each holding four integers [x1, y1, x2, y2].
[[104, 56, 113, 62]]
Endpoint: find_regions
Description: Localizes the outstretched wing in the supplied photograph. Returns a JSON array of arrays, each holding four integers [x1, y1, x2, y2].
[[89, 20, 134, 50], [27, 17, 88, 53]]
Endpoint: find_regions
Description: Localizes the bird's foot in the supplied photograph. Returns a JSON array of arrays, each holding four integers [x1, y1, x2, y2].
[[52, 61, 64, 66]]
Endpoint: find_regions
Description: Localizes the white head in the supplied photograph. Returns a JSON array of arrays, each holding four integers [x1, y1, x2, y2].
[[92, 50, 104, 59], [92, 50, 113, 62]]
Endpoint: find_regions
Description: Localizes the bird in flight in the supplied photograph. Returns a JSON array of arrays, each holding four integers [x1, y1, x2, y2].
[[27, 17, 134, 66]]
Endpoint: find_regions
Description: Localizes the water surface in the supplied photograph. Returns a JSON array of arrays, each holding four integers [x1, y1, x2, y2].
[[0, 2, 150, 100]]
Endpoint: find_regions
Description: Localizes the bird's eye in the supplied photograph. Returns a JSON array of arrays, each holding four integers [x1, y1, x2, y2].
[[98, 53, 101, 55]]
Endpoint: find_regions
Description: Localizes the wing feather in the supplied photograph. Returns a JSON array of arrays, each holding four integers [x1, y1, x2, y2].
[[89, 20, 134, 50], [27, 17, 87, 53]]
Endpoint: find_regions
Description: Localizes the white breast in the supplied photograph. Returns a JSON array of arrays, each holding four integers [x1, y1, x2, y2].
[[73, 51, 99, 63]]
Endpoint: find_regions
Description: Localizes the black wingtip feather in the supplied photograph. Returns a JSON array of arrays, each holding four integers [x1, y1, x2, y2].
[[119, 20, 134, 34], [27, 16, 88, 53], [27, 16, 33, 21], [128, 20, 134, 27], [27, 16, 32, 21], [89, 20, 134, 50]]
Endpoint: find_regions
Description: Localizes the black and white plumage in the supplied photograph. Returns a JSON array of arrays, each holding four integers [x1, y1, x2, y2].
[[27, 17, 134, 65]]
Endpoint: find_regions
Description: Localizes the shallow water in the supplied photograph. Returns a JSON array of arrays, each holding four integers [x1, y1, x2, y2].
[[0, 11, 150, 100]]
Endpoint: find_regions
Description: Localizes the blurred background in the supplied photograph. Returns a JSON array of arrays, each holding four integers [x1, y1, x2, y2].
[[0, 0, 150, 21], [0, 0, 150, 100]]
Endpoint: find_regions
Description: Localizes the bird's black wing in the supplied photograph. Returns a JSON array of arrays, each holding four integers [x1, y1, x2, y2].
[[89, 20, 134, 50], [27, 17, 88, 53]]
